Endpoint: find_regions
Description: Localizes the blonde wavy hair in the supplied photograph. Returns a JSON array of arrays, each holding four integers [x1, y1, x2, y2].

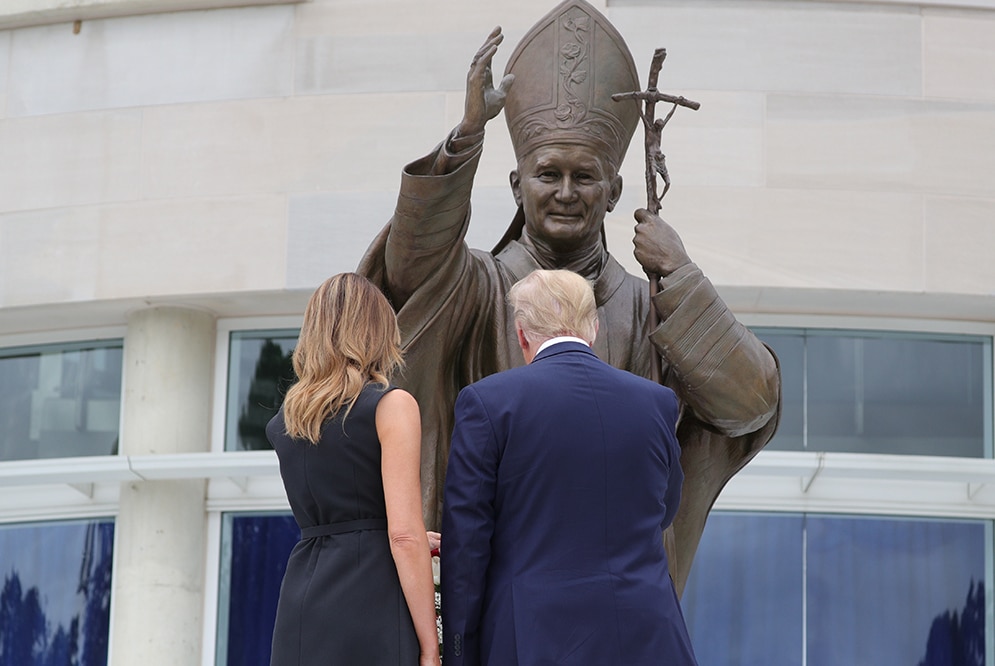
[[508, 269, 598, 346], [282, 272, 403, 443]]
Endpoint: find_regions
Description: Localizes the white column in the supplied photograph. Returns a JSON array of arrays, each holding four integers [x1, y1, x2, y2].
[[111, 306, 216, 666]]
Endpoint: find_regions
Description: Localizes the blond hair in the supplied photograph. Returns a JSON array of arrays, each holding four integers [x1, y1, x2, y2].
[[282, 272, 403, 443], [507, 269, 597, 346]]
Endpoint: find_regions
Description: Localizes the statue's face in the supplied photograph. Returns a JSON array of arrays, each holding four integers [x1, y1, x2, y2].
[[511, 143, 622, 254]]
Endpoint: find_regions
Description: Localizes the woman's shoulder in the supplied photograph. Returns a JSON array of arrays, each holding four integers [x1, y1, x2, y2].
[[373, 385, 417, 418], [372, 384, 413, 407], [264, 407, 287, 445]]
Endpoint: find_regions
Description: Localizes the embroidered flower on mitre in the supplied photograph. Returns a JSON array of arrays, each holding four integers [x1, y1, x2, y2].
[[561, 42, 583, 60]]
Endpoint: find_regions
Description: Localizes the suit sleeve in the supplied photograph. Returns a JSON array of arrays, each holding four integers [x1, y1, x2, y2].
[[660, 389, 684, 531], [441, 386, 500, 666]]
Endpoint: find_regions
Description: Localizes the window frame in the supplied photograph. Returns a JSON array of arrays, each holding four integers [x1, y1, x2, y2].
[[724, 313, 995, 521], [211, 316, 302, 456], [0, 516, 118, 666], [753, 325, 992, 458], [0, 334, 127, 463], [682, 509, 995, 666], [0, 328, 127, 525]]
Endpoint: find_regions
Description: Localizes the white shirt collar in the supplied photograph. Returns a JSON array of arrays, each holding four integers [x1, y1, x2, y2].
[[535, 336, 591, 356]]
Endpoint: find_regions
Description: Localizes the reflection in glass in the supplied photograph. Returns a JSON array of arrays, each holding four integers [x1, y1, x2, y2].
[[0, 519, 114, 666], [683, 513, 804, 666], [0, 342, 123, 462], [807, 516, 986, 666], [225, 331, 298, 451], [756, 332, 804, 451], [754, 329, 990, 457], [682, 512, 990, 666], [216, 512, 298, 666]]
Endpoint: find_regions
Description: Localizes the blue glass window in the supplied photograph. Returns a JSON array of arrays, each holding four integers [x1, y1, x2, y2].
[[755, 330, 991, 457], [682, 513, 803, 666], [216, 512, 298, 666], [807, 516, 987, 666], [0, 519, 114, 666], [0, 341, 123, 461], [225, 331, 298, 451], [683, 512, 990, 665]]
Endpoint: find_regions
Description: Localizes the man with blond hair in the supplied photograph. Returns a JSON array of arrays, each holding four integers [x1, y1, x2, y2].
[[440, 269, 698, 666]]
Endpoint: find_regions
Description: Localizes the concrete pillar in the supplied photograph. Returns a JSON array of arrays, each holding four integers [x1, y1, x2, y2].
[[111, 306, 216, 665]]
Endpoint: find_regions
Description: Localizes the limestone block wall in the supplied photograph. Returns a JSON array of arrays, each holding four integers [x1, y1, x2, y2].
[[0, 0, 992, 334]]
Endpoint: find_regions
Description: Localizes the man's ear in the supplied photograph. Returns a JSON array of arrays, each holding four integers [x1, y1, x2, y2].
[[515, 322, 534, 363], [606, 173, 623, 212], [516, 325, 529, 352], [510, 170, 522, 207]]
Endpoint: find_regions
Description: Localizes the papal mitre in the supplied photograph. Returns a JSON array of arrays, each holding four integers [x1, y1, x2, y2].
[[503, 0, 641, 171]]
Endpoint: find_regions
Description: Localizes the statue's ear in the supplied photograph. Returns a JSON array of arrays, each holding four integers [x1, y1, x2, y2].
[[607, 173, 623, 212], [510, 170, 522, 207]]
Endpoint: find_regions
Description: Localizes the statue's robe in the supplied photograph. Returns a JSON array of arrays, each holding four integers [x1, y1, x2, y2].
[[359, 136, 780, 594]]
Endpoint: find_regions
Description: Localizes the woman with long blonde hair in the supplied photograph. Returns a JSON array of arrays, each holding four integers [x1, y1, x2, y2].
[[266, 273, 440, 666]]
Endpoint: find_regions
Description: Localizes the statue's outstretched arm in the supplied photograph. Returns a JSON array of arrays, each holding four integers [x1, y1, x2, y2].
[[384, 29, 514, 307]]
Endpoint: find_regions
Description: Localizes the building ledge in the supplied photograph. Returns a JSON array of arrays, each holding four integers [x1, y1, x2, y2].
[[610, 0, 995, 11], [719, 450, 995, 520], [1, 449, 994, 523], [0, 450, 287, 522], [0, 0, 305, 31]]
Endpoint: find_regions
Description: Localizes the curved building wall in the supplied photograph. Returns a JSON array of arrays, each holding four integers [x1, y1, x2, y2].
[[0, 1, 992, 664], [0, 0, 993, 325]]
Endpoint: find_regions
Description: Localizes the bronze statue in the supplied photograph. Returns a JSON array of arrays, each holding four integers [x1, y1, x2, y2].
[[358, 0, 780, 596]]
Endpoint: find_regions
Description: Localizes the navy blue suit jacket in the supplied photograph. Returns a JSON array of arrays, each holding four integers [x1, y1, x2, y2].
[[441, 341, 697, 665]]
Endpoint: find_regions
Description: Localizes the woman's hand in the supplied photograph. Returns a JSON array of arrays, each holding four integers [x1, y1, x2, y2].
[[427, 530, 441, 554]]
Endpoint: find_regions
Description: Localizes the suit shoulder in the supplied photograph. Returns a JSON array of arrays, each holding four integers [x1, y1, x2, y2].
[[604, 363, 678, 400], [463, 363, 532, 396]]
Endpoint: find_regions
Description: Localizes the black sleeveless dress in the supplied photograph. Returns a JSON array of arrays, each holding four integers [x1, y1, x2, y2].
[[266, 384, 419, 665]]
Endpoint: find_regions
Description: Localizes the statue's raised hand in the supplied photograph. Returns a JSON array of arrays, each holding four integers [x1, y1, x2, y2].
[[458, 27, 515, 137]]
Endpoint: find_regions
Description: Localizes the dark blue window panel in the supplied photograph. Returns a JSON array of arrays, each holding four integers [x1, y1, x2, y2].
[[683, 512, 989, 666], [682, 512, 804, 666], [219, 513, 298, 666], [0, 519, 114, 666], [225, 331, 298, 451], [807, 516, 987, 666]]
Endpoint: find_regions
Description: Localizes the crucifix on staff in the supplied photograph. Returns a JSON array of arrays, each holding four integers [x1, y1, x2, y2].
[[613, 47, 701, 382]]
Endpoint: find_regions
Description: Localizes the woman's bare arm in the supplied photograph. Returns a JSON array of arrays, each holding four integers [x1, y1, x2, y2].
[[377, 389, 440, 666]]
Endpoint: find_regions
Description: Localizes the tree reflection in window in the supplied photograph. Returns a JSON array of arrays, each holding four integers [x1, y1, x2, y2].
[[227, 332, 297, 451], [0, 520, 113, 666], [918, 579, 985, 666], [683, 513, 989, 666]]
